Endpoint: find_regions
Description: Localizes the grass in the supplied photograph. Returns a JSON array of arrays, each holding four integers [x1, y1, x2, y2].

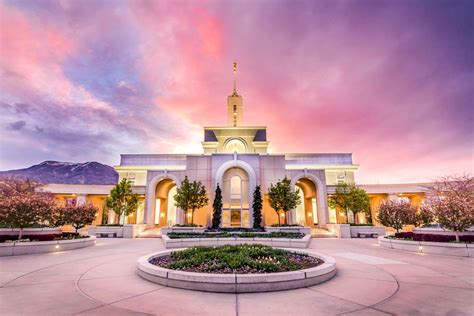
[[150, 244, 323, 273]]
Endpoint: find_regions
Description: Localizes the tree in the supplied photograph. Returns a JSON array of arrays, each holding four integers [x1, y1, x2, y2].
[[422, 175, 474, 242], [377, 200, 415, 232], [211, 184, 223, 228], [268, 177, 301, 225], [412, 206, 434, 228], [328, 183, 370, 223], [106, 178, 138, 225], [174, 176, 209, 225], [62, 204, 98, 233], [0, 177, 43, 198], [0, 193, 55, 239], [48, 206, 68, 227], [253, 185, 263, 228], [430, 195, 473, 242]]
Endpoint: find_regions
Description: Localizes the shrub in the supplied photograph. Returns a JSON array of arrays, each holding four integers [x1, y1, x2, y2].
[[151, 244, 323, 273], [377, 200, 415, 232]]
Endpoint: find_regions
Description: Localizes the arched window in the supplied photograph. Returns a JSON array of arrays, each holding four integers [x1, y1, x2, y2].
[[230, 176, 241, 200], [224, 138, 247, 153]]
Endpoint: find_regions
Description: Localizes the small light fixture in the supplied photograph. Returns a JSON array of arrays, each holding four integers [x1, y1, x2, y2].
[[280, 213, 285, 217], [419, 246, 423, 252], [307, 213, 312, 217], [160, 213, 165, 218], [187, 213, 192, 217], [55, 245, 59, 249]]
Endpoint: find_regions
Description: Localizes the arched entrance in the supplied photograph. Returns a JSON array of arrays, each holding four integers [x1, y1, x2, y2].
[[290, 173, 329, 227], [295, 178, 318, 227], [221, 167, 250, 227], [153, 179, 178, 227], [215, 159, 257, 227]]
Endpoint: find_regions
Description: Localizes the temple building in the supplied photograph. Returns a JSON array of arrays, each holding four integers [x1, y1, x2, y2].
[[44, 64, 431, 233]]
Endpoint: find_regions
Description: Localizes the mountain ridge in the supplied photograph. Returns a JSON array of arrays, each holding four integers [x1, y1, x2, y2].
[[0, 161, 118, 185]]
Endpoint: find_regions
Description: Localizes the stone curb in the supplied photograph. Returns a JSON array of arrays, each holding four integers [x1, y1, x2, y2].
[[162, 234, 311, 249], [137, 248, 336, 293], [378, 236, 473, 257], [0, 236, 96, 257]]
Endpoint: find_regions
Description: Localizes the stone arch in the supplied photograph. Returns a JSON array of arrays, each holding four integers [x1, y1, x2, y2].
[[290, 172, 328, 227], [215, 159, 257, 227], [223, 137, 248, 153], [145, 173, 181, 226]]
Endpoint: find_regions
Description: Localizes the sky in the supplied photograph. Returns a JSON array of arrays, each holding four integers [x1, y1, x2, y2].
[[0, 0, 473, 184]]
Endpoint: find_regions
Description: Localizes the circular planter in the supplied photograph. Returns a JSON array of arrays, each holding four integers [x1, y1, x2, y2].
[[0, 236, 96, 257], [378, 236, 473, 257], [137, 248, 336, 293]]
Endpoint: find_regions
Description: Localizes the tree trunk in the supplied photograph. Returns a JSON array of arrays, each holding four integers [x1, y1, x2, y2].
[[19, 227, 23, 240], [277, 211, 281, 226], [455, 231, 460, 243], [191, 209, 194, 225]]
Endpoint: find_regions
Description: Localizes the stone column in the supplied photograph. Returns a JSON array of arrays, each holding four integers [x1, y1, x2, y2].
[[76, 194, 87, 206], [387, 193, 398, 202]]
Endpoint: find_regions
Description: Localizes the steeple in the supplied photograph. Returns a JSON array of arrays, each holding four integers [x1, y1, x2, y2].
[[227, 62, 243, 126], [233, 62, 237, 95]]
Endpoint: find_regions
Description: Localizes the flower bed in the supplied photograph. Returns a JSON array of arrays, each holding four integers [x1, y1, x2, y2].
[[162, 232, 311, 249], [151, 244, 322, 274], [265, 225, 311, 235], [167, 232, 305, 239], [392, 232, 474, 243], [137, 247, 336, 293], [0, 232, 82, 243]]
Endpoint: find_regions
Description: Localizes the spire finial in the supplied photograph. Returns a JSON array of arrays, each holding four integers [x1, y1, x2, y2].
[[233, 62, 237, 95]]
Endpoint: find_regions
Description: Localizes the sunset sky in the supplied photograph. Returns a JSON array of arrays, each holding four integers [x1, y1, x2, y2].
[[0, 0, 472, 183]]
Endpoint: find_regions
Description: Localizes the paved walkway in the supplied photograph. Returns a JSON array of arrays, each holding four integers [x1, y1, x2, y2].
[[1, 238, 473, 316]]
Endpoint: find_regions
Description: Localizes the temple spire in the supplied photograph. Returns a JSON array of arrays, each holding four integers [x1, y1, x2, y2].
[[233, 62, 237, 95]]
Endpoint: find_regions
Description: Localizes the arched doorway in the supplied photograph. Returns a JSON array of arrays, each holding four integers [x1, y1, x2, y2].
[[295, 178, 318, 227], [153, 179, 177, 227], [221, 167, 250, 227], [290, 173, 329, 227]]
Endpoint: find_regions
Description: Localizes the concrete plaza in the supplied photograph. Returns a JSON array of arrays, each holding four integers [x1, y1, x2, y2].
[[0, 238, 473, 316]]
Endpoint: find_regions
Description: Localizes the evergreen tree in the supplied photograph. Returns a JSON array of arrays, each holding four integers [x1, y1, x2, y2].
[[252, 185, 263, 228], [212, 184, 223, 228]]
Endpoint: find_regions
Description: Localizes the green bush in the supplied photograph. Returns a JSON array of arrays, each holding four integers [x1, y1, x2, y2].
[[151, 244, 323, 273]]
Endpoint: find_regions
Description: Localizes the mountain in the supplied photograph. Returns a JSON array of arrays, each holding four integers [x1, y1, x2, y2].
[[0, 161, 119, 185]]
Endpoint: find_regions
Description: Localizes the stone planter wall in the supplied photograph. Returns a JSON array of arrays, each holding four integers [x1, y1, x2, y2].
[[162, 234, 311, 249], [325, 224, 351, 238], [378, 236, 474, 257], [88, 226, 124, 237], [264, 226, 311, 235], [0, 227, 62, 236], [160, 226, 206, 235], [137, 249, 336, 293], [0, 236, 96, 257], [350, 226, 386, 238], [89, 224, 148, 238]]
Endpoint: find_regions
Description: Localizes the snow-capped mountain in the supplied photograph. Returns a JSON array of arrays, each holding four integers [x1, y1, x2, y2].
[[0, 161, 118, 185]]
